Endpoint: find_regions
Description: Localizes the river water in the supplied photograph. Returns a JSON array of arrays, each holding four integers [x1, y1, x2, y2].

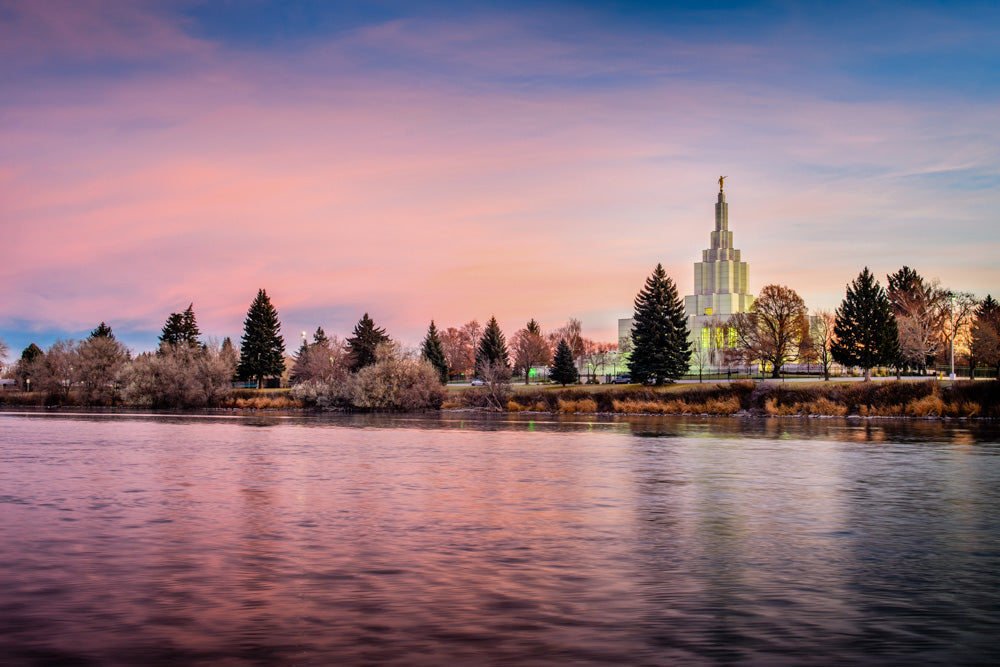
[[1, 412, 998, 665]]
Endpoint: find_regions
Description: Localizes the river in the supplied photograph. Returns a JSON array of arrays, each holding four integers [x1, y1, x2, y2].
[[1, 412, 998, 665]]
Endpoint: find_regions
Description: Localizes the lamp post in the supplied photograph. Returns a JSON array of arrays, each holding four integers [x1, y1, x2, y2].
[[950, 293, 956, 381]]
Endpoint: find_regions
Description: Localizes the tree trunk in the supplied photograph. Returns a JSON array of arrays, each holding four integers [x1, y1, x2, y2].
[[864, 367, 871, 381]]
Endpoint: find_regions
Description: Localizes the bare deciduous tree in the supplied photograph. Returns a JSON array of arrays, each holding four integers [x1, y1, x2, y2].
[[810, 311, 836, 381], [440, 320, 481, 379], [887, 267, 949, 373], [291, 333, 348, 384], [77, 335, 129, 404], [511, 321, 551, 384], [31, 339, 78, 403], [727, 284, 809, 379]]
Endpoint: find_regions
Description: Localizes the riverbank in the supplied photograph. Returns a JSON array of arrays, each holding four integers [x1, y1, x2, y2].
[[456, 379, 999, 418], [2, 380, 997, 419]]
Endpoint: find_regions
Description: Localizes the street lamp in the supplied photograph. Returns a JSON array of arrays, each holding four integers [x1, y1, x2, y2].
[[950, 293, 957, 381]]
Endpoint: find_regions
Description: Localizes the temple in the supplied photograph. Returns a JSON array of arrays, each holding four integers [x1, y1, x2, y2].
[[683, 179, 753, 360], [618, 179, 754, 365], [684, 180, 753, 319]]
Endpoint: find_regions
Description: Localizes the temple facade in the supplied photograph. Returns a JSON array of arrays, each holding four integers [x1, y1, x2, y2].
[[619, 179, 754, 369], [684, 179, 753, 364]]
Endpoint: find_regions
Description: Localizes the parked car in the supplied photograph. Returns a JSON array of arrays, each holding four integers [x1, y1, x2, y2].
[[610, 375, 632, 384], [470, 379, 485, 386]]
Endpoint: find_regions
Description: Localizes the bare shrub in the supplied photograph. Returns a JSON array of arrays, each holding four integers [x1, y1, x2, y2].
[[352, 344, 446, 411], [469, 360, 512, 411], [119, 343, 234, 409], [290, 377, 356, 409]]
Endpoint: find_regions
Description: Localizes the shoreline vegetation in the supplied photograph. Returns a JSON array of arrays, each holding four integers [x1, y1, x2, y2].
[[2, 380, 997, 420]]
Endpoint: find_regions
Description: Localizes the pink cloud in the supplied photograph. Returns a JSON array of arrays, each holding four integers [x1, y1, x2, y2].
[[2, 13, 998, 351]]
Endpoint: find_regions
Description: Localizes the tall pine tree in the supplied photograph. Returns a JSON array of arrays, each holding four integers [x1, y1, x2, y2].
[[475, 316, 510, 375], [971, 295, 1000, 378], [628, 264, 691, 384], [549, 338, 578, 386], [346, 313, 390, 372], [159, 303, 201, 348], [90, 322, 115, 340], [421, 320, 450, 384], [237, 289, 286, 388], [831, 267, 900, 381]]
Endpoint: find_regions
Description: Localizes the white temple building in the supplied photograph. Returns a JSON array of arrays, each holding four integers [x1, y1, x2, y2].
[[684, 177, 753, 360], [619, 178, 754, 367]]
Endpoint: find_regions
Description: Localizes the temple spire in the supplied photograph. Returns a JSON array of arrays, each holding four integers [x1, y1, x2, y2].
[[718, 175, 727, 193]]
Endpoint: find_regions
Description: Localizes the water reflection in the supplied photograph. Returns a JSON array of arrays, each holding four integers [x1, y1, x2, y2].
[[1, 413, 998, 664]]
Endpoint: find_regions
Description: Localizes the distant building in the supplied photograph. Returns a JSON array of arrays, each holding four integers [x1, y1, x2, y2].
[[684, 179, 753, 365], [620, 178, 753, 369]]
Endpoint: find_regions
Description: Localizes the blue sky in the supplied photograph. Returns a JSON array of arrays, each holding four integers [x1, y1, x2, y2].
[[1, 0, 998, 356]]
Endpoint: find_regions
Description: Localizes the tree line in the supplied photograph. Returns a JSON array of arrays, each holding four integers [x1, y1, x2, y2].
[[1, 288, 609, 409], [675, 265, 998, 382], [2, 264, 997, 409]]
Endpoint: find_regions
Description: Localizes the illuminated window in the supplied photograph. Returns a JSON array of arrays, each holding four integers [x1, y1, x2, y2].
[[701, 328, 709, 349], [715, 328, 724, 349], [727, 327, 737, 348]]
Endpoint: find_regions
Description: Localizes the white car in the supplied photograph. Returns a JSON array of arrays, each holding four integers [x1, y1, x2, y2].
[[470, 379, 485, 386]]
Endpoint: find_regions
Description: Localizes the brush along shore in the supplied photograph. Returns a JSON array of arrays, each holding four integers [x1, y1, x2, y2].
[[449, 380, 1000, 418]]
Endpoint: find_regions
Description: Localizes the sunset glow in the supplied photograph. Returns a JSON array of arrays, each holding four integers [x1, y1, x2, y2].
[[3, 1, 998, 354]]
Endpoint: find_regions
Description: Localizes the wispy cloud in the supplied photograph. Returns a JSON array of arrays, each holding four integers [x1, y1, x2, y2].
[[1, 1, 998, 352]]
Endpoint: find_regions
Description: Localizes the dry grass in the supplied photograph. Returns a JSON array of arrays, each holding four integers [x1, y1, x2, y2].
[[222, 395, 302, 410], [703, 396, 741, 414], [804, 397, 848, 416], [764, 398, 801, 416], [557, 398, 598, 413], [906, 394, 945, 417]]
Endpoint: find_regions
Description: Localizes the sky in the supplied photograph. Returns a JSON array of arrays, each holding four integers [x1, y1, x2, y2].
[[2, 0, 999, 357]]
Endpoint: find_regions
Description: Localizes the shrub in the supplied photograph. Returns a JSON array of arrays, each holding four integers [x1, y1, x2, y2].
[[290, 377, 355, 409], [352, 353, 446, 411], [119, 343, 234, 409]]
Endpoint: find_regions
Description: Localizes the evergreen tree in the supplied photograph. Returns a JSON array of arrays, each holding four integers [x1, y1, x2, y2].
[[237, 289, 286, 388], [421, 320, 450, 384], [159, 303, 200, 348], [90, 322, 115, 340], [346, 313, 390, 372], [15, 343, 44, 390], [290, 337, 311, 384], [627, 263, 691, 384], [831, 267, 900, 381], [159, 313, 185, 347], [971, 294, 1000, 378], [475, 316, 510, 375], [181, 304, 200, 343], [20, 343, 43, 363], [549, 338, 579, 386], [312, 326, 330, 347], [220, 337, 239, 378]]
